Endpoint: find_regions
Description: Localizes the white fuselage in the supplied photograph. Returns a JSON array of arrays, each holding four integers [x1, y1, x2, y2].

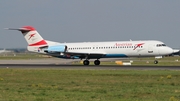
[[28, 40, 173, 59]]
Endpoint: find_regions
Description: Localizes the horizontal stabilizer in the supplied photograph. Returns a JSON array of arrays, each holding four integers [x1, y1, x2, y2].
[[5, 28, 28, 31], [5, 26, 36, 31]]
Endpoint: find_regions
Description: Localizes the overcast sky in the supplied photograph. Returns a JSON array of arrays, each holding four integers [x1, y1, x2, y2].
[[0, 0, 180, 48]]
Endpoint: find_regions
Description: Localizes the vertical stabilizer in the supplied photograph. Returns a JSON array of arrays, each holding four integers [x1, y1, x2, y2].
[[6, 26, 47, 46]]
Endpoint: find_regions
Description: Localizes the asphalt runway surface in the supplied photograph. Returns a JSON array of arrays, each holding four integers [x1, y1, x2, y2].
[[0, 59, 180, 70], [0, 64, 180, 70]]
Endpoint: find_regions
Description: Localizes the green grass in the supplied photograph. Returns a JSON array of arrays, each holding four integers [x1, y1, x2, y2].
[[0, 69, 180, 101]]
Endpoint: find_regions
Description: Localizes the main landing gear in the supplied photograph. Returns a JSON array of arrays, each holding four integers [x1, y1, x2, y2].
[[94, 60, 100, 65], [83, 60, 90, 65], [83, 59, 101, 65]]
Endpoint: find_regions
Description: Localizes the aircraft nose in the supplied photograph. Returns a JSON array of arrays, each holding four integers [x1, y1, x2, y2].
[[173, 49, 180, 53], [159, 47, 173, 55], [167, 47, 173, 55]]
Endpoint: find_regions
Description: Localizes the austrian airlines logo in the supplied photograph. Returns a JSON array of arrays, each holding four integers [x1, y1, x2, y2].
[[28, 33, 36, 40], [133, 43, 144, 50]]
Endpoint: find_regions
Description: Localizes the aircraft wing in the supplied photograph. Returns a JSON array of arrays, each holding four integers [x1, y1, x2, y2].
[[66, 51, 105, 55], [45, 50, 105, 59], [65, 51, 106, 59]]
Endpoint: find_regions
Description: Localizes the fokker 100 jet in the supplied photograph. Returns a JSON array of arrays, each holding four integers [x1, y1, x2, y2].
[[6, 26, 177, 65]]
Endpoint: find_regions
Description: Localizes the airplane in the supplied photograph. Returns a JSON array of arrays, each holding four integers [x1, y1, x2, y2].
[[5, 26, 178, 65], [0, 49, 12, 54]]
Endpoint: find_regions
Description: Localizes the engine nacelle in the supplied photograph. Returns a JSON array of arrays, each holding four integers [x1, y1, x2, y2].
[[45, 45, 67, 53]]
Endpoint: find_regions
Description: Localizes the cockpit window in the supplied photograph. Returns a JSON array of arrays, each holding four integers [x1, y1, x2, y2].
[[156, 44, 166, 47], [162, 44, 166, 46]]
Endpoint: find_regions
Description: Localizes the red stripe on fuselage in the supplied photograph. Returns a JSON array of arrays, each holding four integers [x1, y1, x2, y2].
[[29, 40, 47, 46]]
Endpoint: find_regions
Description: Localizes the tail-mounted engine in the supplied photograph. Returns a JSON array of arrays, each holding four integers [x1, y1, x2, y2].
[[44, 45, 67, 53]]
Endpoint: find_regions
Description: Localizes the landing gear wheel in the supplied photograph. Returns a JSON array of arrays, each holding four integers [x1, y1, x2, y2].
[[154, 60, 158, 64], [94, 60, 100, 65], [83, 60, 90, 65]]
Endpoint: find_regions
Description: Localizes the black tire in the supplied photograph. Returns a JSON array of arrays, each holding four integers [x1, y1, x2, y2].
[[154, 60, 158, 64], [83, 60, 90, 65], [94, 60, 100, 65]]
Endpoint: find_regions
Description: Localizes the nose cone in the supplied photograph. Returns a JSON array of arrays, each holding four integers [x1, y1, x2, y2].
[[159, 47, 173, 55], [166, 47, 173, 55], [173, 49, 180, 54]]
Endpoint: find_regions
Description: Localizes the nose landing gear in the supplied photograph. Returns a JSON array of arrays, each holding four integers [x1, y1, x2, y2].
[[154, 60, 158, 64]]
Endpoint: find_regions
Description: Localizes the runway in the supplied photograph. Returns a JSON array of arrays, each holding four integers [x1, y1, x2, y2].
[[0, 64, 180, 70], [0, 59, 179, 70]]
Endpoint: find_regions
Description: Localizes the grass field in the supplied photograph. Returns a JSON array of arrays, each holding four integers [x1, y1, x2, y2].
[[0, 69, 180, 101], [0, 53, 50, 60]]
